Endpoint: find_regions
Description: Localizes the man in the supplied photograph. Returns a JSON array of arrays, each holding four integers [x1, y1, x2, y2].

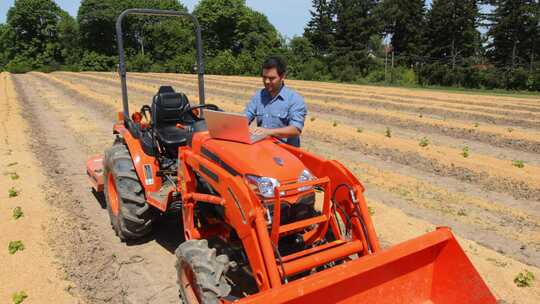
[[244, 56, 307, 147]]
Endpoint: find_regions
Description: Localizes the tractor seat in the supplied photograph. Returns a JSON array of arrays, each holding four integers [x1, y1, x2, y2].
[[156, 124, 188, 146], [151, 86, 191, 153]]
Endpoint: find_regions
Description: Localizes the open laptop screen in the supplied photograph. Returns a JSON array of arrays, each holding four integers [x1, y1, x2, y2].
[[205, 110, 254, 144]]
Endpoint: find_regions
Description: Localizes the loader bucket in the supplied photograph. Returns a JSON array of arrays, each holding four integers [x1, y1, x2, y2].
[[240, 227, 496, 304]]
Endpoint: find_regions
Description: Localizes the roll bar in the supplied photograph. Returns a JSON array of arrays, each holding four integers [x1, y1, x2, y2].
[[115, 9, 206, 119]]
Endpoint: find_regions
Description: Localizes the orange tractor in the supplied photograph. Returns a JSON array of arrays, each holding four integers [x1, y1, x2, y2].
[[87, 9, 497, 303]]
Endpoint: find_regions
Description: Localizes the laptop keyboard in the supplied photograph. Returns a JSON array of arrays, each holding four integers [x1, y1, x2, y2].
[[250, 134, 265, 142]]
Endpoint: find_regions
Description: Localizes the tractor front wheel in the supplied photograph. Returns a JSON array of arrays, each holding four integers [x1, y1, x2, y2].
[[103, 141, 156, 240], [175, 239, 231, 304]]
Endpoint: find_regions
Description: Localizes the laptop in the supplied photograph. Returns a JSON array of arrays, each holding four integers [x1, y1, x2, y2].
[[205, 110, 267, 144]]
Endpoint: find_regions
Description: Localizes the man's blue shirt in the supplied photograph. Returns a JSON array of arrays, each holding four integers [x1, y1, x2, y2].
[[244, 85, 307, 147]]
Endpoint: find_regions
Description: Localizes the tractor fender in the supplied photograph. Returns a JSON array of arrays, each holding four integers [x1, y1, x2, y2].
[[113, 123, 162, 194]]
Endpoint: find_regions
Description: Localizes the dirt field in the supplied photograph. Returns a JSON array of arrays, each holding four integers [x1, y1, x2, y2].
[[1, 71, 539, 303]]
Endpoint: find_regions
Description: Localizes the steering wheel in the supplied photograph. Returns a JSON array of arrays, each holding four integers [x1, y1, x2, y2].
[[179, 103, 220, 117], [188, 103, 220, 113]]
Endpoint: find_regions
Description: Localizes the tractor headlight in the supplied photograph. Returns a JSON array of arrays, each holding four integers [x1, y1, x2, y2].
[[298, 169, 315, 191], [245, 175, 281, 198]]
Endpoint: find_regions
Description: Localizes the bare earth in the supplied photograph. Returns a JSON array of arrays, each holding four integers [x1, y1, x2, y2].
[[1, 71, 539, 303], [0, 73, 76, 303]]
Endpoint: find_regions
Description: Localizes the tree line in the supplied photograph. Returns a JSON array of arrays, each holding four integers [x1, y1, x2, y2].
[[0, 0, 538, 91], [300, 0, 539, 91]]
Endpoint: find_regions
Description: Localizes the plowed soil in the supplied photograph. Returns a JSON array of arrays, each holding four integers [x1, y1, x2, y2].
[[1, 71, 539, 303]]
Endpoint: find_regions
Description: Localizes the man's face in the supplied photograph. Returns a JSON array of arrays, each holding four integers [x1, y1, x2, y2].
[[262, 68, 285, 96]]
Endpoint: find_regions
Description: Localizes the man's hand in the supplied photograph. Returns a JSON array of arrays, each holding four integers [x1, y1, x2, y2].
[[250, 125, 300, 137], [251, 127, 272, 136]]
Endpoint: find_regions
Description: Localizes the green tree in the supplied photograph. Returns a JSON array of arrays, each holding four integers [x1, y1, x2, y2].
[[332, 0, 380, 80], [5, 0, 72, 69], [287, 36, 329, 80], [0, 24, 16, 70], [425, 0, 481, 70], [78, 0, 188, 59], [194, 0, 281, 55], [193, 0, 281, 74], [206, 49, 241, 75], [377, 0, 426, 65], [486, 0, 539, 71], [77, 0, 118, 55], [58, 14, 81, 67], [193, 0, 247, 56], [304, 0, 336, 57], [235, 9, 281, 64], [122, 0, 188, 62]]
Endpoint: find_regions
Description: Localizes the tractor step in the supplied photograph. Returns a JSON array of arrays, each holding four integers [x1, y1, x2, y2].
[[86, 155, 104, 192], [147, 180, 176, 211]]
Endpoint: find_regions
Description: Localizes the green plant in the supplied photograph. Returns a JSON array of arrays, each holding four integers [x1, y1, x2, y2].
[[512, 160, 525, 168], [8, 187, 19, 198], [507, 128, 514, 133], [127, 53, 152, 72], [333, 121, 338, 127], [310, 116, 316, 122], [418, 137, 429, 147], [368, 206, 375, 216], [8, 240, 25, 254], [356, 127, 363, 133], [5, 56, 33, 74], [206, 50, 242, 75], [8, 162, 18, 167], [10, 172, 19, 180], [457, 209, 467, 216], [514, 270, 535, 287], [12, 291, 28, 304], [462, 146, 470, 158], [79, 51, 115, 71], [473, 122, 479, 128], [12, 207, 23, 220], [385, 127, 392, 138]]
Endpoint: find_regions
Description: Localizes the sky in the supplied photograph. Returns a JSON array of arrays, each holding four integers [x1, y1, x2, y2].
[[0, 1, 488, 38], [0, 0, 313, 38]]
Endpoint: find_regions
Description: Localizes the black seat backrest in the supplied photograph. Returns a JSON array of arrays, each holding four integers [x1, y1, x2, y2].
[[151, 86, 190, 128]]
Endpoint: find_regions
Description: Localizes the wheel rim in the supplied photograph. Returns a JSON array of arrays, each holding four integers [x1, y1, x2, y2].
[[180, 262, 201, 304], [107, 172, 120, 215]]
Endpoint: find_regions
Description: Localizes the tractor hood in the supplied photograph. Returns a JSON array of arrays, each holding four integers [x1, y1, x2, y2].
[[201, 138, 307, 182]]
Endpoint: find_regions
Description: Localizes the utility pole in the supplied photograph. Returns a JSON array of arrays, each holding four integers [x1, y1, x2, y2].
[[512, 40, 517, 70], [451, 38, 456, 70], [385, 44, 390, 82], [531, 53, 534, 73], [391, 50, 395, 84], [530, 44, 534, 73]]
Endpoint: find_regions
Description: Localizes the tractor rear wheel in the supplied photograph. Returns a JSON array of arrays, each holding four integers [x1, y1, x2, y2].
[[175, 240, 231, 304], [103, 141, 156, 240]]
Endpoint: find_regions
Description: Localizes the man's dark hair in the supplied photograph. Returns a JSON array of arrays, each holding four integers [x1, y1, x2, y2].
[[262, 56, 287, 76]]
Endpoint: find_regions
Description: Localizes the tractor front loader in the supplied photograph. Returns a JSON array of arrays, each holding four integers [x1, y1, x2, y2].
[[86, 9, 496, 304]]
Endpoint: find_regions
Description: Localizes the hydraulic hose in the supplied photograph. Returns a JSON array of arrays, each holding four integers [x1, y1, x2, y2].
[[331, 183, 373, 253]]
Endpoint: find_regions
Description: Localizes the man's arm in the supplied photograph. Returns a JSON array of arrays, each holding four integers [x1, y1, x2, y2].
[[253, 125, 300, 137], [244, 92, 259, 124], [287, 94, 307, 133]]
